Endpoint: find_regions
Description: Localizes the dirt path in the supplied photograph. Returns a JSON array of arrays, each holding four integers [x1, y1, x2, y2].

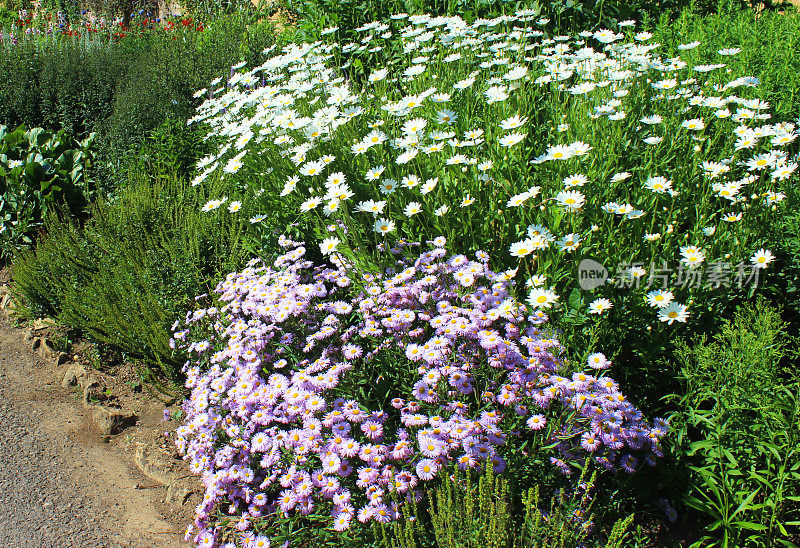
[[0, 311, 192, 548]]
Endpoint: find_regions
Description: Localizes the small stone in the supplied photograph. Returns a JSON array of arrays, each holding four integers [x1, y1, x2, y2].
[[82, 379, 107, 408], [36, 338, 57, 361], [134, 443, 177, 486], [88, 405, 137, 436], [62, 363, 88, 390], [31, 317, 57, 331], [165, 477, 198, 506]]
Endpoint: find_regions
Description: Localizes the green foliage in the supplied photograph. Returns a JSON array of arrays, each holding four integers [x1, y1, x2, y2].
[[0, 123, 96, 259], [769, 204, 800, 333], [669, 299, 800, 546], [428, 462, 512, 547], [377, 462, 634, 548], [179, 0, 254, 20], [0, 36, 116, 140], [0, 12, 277, 185], [11, 169, 255, 380], [132, 118, 212, 184], [652, 9, 800, 124]]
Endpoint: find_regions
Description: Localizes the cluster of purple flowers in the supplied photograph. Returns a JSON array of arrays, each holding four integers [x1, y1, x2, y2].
[[172, 237, 667, 547]]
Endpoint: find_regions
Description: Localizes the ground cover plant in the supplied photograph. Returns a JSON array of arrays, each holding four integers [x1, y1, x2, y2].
[[668, 299, 800, 546], [172, 237, 667, 547]]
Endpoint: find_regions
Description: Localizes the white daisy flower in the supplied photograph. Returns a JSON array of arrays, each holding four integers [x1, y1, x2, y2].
[[588, 298, 612, 314], [658, 302, 689, 324], [750, 248, 774, 269]]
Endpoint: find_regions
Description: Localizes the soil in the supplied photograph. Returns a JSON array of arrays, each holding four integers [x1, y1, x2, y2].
[[0, 287, 196, 547]]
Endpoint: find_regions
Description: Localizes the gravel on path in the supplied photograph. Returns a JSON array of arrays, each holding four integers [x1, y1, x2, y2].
[[0, 367, 126, 547]]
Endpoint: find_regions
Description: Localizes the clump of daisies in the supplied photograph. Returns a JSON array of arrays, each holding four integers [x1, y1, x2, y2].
[[188, 11, 792, 332], [172, 237, 666, 547]]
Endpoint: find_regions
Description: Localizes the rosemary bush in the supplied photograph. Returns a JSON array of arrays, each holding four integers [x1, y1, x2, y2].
[[11, 168, 256, 380]]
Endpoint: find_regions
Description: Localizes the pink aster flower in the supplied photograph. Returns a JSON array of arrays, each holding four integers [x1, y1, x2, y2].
[[333, 512, 352, 531], [457, 453, 477, 470], [580, 432, 601, 452], [278, 489, 297, 513], [416, 459, 439, 481], [419, 438, 444, 458], [373, 503, 392, 523], [526, 414, 547, 430], [331, 422, 351, 436], [361, 420, 384, 439], [339, 438, 360, 457], [322, 454, 341, 473], [391, 440, 413, 460], [342, 344, 363, 359], [357, 505, 374, 523], [620, 454, 638, 474]]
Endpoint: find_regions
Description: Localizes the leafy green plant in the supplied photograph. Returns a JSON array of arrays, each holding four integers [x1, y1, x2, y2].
[[11, 168, 258, 381], [377, 462, 634, 548], [669, 299, 800, 546], [0, 123, 96, 259], [47, 330, 74, 353], [135, 118, 213, 183]]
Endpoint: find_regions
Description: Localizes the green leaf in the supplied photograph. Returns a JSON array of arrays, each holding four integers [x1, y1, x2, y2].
[[730, 489, 761, 519], [23, 161, 44, 185], [732, 521, 766, 531], [720, 447, 739, 467], [567, 287, 583, 311]]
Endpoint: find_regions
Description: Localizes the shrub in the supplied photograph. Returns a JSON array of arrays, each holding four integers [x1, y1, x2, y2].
[[11, 168, 255, 380], [668, 299, 800, 545], [0, 123, 96, 260], [171, 237, 665, 546], [410, 461, 634, 547], [126, 118, 215, 185]]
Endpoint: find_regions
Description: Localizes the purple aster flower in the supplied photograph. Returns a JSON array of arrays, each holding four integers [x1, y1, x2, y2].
[[415, 459, 438, 481]]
